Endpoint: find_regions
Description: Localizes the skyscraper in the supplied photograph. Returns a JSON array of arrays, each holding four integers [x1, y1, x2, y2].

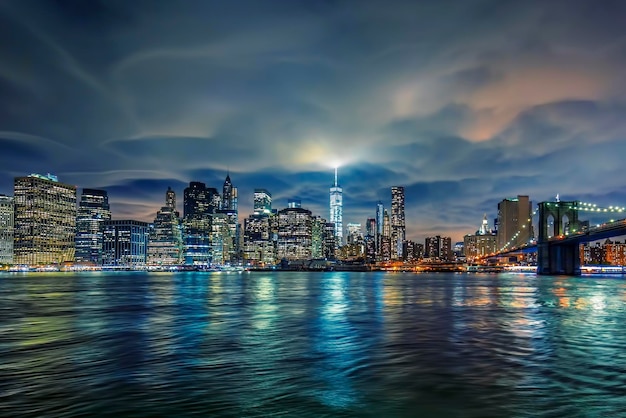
[[147, 187, 183, 266], [0, 195, 14, 264], [497, 195, 532, 250], [221, 173, 239, 262], [75, 189, 111, 265], [183, 182, 212, 265], [329, 167, 343, 246], [14, 174, 77, 265], [391, 186, 406, 260], [375, 201, 384, 259], [381, 209, 391, 261]]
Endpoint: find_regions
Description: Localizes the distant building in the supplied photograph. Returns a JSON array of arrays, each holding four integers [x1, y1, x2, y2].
[[14, 174, 76, 265], [277, 207, 312, 261], [102, 220, 149, 268], [497, 195, 532, 250], [375, 201, 384, 259], [346, 223, 363, 245], [381, 209, 391, 261], [425, 236, 453, 261], [243, 213, 274, 265], [391, 186, 406, 260], [0, 195, 14, 264], [403, 241, 423, 262], [147, 187, 183, 266], [75, 189, 111, 265], [464, 214, 497, 259], [288, 199, 302, 209], [253, 189, 272, 215]]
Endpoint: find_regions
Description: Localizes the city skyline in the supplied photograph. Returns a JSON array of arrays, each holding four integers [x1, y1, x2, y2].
[[1, 0, 626, 242]]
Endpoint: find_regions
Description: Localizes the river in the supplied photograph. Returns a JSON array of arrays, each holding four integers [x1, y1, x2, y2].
[[1, 271, 625, 417]]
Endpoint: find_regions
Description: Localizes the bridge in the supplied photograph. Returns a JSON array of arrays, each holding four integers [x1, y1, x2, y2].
[[487, 200, 626, 276]]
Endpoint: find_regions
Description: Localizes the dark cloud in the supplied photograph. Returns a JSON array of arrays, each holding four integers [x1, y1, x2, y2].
[[1, 0, 625, 242]]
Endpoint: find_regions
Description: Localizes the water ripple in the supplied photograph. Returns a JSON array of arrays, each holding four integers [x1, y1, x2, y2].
[[1, 271, 626, 417]]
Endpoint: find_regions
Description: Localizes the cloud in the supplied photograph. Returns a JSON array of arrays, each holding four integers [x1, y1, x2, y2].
[[1, 0, 626, 242]]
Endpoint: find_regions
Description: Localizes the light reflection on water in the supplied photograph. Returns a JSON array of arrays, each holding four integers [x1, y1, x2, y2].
[[1, 271, 626, 417]]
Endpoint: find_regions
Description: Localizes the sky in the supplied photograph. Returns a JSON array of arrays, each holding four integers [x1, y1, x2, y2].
[[1, 0, 626, 243]]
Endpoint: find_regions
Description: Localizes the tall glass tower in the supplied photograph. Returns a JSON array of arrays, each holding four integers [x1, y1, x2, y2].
[[329, 167, 343, 246], [75, 188, 111, 265], [391, 186, 406, 260]]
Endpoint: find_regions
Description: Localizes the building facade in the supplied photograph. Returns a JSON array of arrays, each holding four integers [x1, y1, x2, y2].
[[277, 207, 312, 261], [243, 213, 274, 265], [75, 189, 111, 265], [425, 236, 453, 261], [0, 195, 14, 264], [14, 174, 77, 265], [102, 220, 149, 268]]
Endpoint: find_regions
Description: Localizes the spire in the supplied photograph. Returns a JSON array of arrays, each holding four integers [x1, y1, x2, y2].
[[334, 167, 338, 187]]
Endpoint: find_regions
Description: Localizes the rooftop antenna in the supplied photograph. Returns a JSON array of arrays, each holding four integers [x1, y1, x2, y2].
[[334, 166, 338, 187]]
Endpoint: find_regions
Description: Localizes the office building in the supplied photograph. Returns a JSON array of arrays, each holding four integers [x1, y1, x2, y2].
[[147, 187, 183, 266], [329, 167, 343, 246], [464, 214, 497, 259], [243, 213, 274, 265], [391, 186, 406, 260], [277, 206, 312, 261], [0, 195, 14, 264], [102, 220, 149, 268], [75, 189, 111, 265], [425, 236, 453, 261], [497, 195, 532, 250], [14, 174, 77, 265], [182, 182, 213, 265]]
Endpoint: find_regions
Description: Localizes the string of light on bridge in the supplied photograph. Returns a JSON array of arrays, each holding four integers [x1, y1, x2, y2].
[[498, 207, 539, 253], [577, 202, 625, 213]]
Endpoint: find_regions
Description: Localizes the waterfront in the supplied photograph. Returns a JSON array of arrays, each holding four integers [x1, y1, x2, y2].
[[1, 271, 626, 417]]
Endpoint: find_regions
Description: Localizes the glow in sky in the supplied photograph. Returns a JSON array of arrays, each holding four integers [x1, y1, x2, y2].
[[1, 0, 625, 242]]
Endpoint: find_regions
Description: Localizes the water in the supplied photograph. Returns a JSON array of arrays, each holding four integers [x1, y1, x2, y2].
[[1, 271, 626, 417]]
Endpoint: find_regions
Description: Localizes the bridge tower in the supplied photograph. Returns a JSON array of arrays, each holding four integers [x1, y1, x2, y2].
[[537, 200, 580, 275]]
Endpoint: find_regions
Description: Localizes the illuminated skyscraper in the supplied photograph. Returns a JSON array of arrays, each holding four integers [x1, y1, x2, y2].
[[221, 173, 239, 262], [75, 189, 111, 265], [381, 209, 391, 261], [375, 201, 384, 258], [14, 174, 76, 265], [183, 182, 212, 265], [329, 167, 343, 246], [391, 186, 406, 260], [0, 195, 14, 264], [147, 187, 183, 266]]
